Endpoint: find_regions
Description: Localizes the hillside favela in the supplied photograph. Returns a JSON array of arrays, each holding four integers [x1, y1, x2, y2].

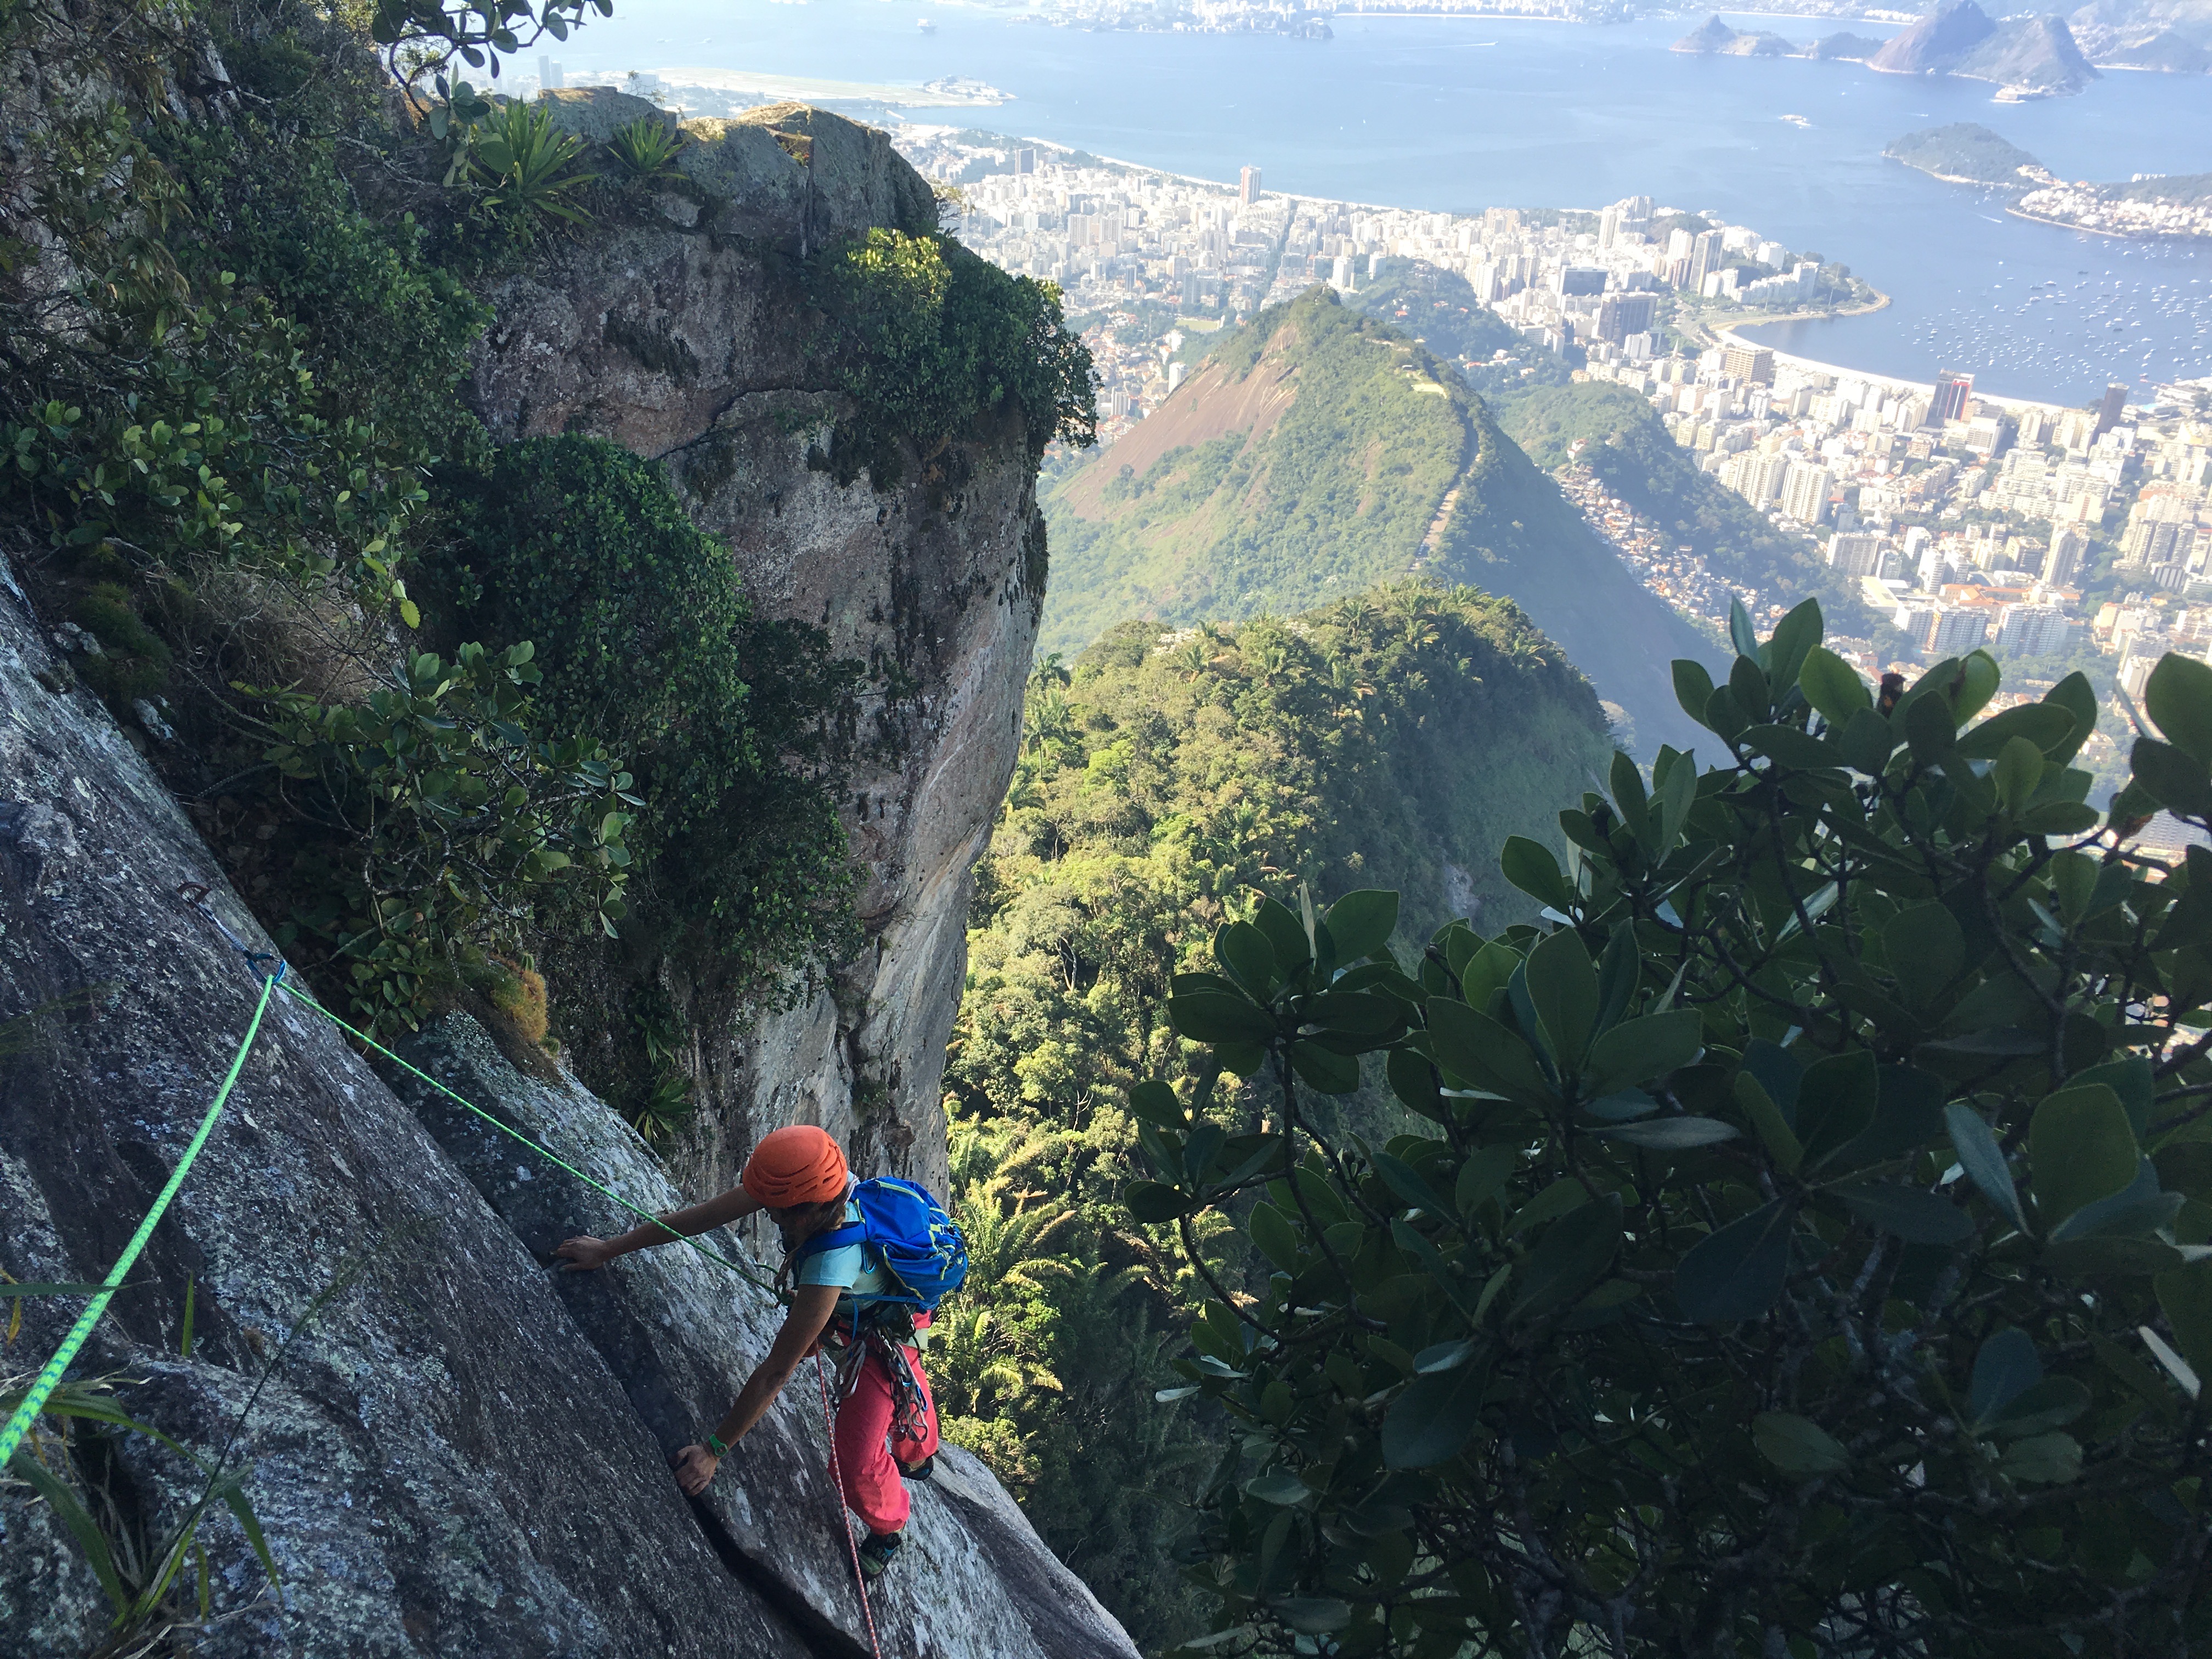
[[5, 0, 2212, 1657]]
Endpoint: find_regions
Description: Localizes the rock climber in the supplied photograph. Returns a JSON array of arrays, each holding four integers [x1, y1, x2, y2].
[[552, 1124, 943, 1580]]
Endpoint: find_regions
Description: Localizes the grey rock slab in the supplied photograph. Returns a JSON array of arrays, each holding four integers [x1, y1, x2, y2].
[[390, 1012, 1142, 1659], [0, 566, 811, 1658]]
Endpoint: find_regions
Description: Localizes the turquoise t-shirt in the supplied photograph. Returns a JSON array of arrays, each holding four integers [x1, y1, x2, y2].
[[794, 1198, 894, 1307]]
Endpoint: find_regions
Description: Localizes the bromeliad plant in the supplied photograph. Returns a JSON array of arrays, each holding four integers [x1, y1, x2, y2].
[[1130, 600, 2212, 1659]]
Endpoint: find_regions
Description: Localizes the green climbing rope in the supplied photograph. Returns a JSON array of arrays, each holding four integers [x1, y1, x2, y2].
[[272, 982, 782, 1297], [1, 953, 788, 1474], [0, 974, 280, 1468]]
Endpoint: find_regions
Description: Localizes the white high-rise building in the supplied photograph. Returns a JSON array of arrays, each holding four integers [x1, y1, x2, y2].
[[1781, 462, 1832, 526], [1996, 605, 2072, 658]]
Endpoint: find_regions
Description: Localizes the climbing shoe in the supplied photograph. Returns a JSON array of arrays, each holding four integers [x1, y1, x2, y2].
[[858, 1530, 903, 1580], [898, 1453, 935, 1482]]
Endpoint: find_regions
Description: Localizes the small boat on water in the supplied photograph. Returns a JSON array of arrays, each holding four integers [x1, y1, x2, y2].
[[918, 16, 936, 31]]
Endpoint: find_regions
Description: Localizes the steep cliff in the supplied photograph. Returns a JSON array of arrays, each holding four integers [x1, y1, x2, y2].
[[0, 561, 1135, 1658], [0, 15, 1128, 1652], [467, 91, 1048, 1210]]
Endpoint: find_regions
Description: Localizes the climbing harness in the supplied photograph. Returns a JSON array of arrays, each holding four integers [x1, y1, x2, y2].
[[816, 1350, 889, 1659], [0, 969, 280, 1467], [3, 888, 908, 1656]]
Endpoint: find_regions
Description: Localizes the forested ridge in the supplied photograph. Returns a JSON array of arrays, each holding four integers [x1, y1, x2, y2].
[[935, 583, 1616, 1650], [1042, 290, 1717, 752]]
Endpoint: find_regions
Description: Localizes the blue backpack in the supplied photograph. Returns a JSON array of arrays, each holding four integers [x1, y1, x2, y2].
[[798, 1177, 968, 1309]]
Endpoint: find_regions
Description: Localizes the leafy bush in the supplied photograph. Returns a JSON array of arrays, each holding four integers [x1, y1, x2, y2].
[[258, 642, 637, 1032], [1133, 601, 2212, 1658], [430, 435, 859, 1008], [808, 228, 1097, 487]]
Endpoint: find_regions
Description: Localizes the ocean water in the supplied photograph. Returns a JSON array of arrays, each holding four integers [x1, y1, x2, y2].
[[566, 2, 2212, 403]]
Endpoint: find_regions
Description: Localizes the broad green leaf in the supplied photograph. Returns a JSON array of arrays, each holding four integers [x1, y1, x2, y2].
[[1322, 889, 1398, 963], [1459, 939, 1522, 1015], [1796, 1050, 1878, 1170], [1245, 1472, 1311, 1506], [1252, 898, 1311, 972], [1729, 653, 1771, 722], [1764, 598, 1822, 694], [1288, 1040, 1360, 1095], [1945, 1104, 2029, 1234], [1834, 708, 1897, 774], [1729, 595, 1759, 662], [1753, 1410, 1849, 1475], [1124, 1181, 1189, 1223], [1381, 1359, 1485, 1468], [1248, 1203, 1301, 1271], [1127, 1081, 1186, 1128], [1215, 921, 1276, 998], [1598, 1116, 1739, 1150], [1969, 1329, 2044, 1425], [1426, 998, 1552, 1103], [1582, 1009, 1705, 1098], [1499, 837, 1575, 914], [1169, 992, 1276, 1047], [1993, 734, 2045, 813], [2129, 738, 2212, 817], [1525, 928, 1599, 1069], [1956, 702, 2079, 760], [2145, 652, 2212, 765], [1737, 1071, 1804, 1176], [1882, 902, 1963, 1008], [1837, 1182, 1973, 1244], [2155, 1262, 2212, 1376], [1988, 1376, 2092, 1438], [2000, 1431, 2082, 1485], [2029, 1084, 2138, 1228], [1673, 657, 1717, 726], [1275, 1599, 1352, 1635], [1743, 723, 1846, 772], [2042, 672, 2098, 766], [1372, 1150, 1455, 1218], [1509, 1194, 1621, 1322], [1674, 1198, 1796, 1324], [1798, 645, 1870, 727], [1454, 1144, 1519, 1220]]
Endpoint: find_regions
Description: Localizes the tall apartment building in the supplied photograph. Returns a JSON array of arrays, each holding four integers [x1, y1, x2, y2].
[[1722, 344, 1774, 386], [1239, 165, 1262, 205], [2042, 524, 2089, 586], [1781, 462, 1833, 526], [1995, 605, 2073, 658], [1686, 229, 1723, 295], [1931, 370, 1974, 426], [538, 55, 564, 89], [2094, 383, 2128, 439], [1826, 532, 1886, 578]]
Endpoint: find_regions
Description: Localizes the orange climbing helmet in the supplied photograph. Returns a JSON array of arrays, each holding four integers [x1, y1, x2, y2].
[[742, 1124, 849, 1209]]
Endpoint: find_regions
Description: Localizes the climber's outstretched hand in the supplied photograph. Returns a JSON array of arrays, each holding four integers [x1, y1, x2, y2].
[[672, 1443, 720, 1496], [554, 1235, 617, 1272]]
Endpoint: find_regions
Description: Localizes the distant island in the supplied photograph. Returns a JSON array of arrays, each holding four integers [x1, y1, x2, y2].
[[1672, 16, 1884, 60], [1677, 1, 2106, 97], [2016, 170, 2212, 238], [1884, 123, 2057, 189]]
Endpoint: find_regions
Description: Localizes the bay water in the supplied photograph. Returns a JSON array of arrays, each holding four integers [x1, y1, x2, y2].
[[568, 2, 2210, 403]]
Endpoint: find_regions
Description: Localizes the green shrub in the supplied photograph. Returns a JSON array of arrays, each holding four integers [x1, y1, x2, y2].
[[1135, 603, 2212, 1658], [808, 228, 1097, 487], [258, 642, 637, 1033], [466, 97, 595, 227], [430, 435, 859, 1004]]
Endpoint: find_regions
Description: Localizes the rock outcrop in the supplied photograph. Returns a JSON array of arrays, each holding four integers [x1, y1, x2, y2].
[[467, 91, 1044, 1213], [0, 555, 1137, 1658]]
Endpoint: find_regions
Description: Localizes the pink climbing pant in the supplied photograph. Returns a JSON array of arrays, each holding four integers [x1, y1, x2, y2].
[[833, 1337, 940, 1537]]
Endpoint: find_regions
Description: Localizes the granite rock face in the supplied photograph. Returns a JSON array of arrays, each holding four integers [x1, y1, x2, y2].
[[468, 91, 1045, 1209], [0, 560, 1137, 1659]]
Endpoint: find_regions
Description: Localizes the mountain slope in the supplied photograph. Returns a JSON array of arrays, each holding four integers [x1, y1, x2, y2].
[[1040, 286, 1715, 752], [1871, 1, 2101, 89]]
